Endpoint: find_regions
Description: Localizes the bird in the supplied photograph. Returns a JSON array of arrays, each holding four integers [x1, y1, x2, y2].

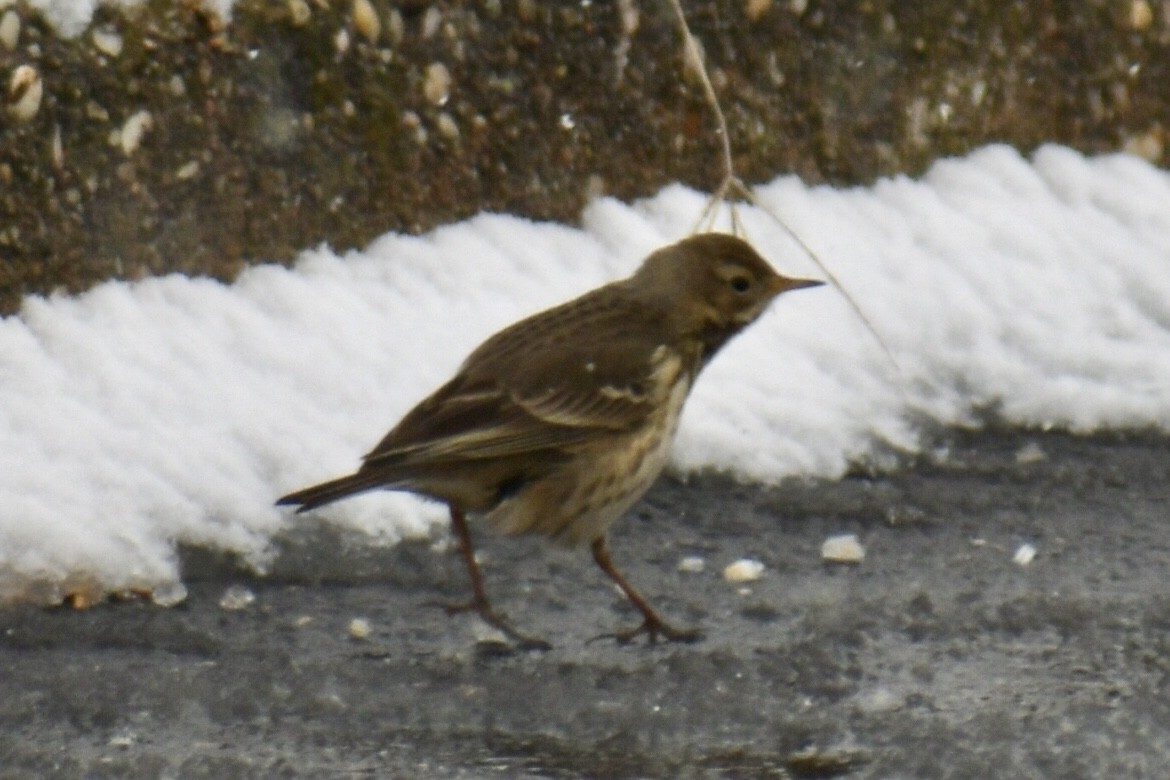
[[277, 233, 823, 648]]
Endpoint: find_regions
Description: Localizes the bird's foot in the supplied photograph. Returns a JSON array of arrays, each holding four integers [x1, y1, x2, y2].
[[591, 615, 704, 645], [426, 597, 551, 651]]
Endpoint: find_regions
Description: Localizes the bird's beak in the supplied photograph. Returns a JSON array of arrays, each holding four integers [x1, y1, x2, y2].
[[769, 275, 825, 295]]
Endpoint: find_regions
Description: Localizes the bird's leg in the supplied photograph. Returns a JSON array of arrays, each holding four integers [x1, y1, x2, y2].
[[437, 506, 551, 650], [590, 536, 703, 644]]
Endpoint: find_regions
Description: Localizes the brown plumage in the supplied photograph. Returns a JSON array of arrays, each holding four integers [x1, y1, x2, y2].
[[277, 233, 823, 647]]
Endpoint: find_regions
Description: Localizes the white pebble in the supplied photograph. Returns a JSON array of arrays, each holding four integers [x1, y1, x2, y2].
[[723, 558, 765, 583], [287, 0, 311, 26], [0, 10, 20, 51], [1014, 441, 1046, 464], [51, 123, 64, 169], [677, 555, 705, 574], [117, 109, 153, 155], [1012, 543, 1037, 567], [219, 584, 256, 611], [745, 0, 773, 23], [92, 28, 123, 58], [176, 160, 200, 180], [1129, 0, 1153, 31], [472, 620, 508, 645], [7, 64, 42, 122], [352, 0, 380, 43], [150, 581, 188, 607], [348, 617, 372, 640], [387, 8, 404, 45], [421, 6, 442, 38], [822, 534, 865, 564], [436, 111, 459, 140], [423, 62, 451, 106], [618, 0, 639, 34], [855, 686, 903, 714]]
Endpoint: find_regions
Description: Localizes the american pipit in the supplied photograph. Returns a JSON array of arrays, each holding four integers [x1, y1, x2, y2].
[[278, 233, 823, 648]]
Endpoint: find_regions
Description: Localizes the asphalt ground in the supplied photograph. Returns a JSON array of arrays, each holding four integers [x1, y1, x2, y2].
[[2, 428, 1168, 779]]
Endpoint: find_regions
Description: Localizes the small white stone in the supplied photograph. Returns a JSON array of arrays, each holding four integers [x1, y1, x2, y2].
[[1128, 0, 1153, 31], [0, 10, 20, 51], [334, 27, 351, 55], [618, 0, 639, 35], [150, 581, 188, 607], [421, 6, 442, 39], [855, 686, 903, 714], [402, 110, 427, 144], [50, 123, 64, 169], [723, 558, 765, 583], [472, 620, 508, 644], [287, 0, 311, 26], [7, 64, 42, 122], [436, 111, 459, 140], [117, 109, 153, 155], [1014, 441, 1046, 464], [970, 79, 987, 107], [352, 0, 380, 43], [1012, 543, 1037, 567], [219, 584, 256, 611], [423, 62, 452, 106], [745, 0, 773, 23], [348, 617, 372, 640], [677, 556, 705, 574], [387, 8, 404, 45], [176, 160, 200, 180], [92, 27, 123, 58], [822, 534, 865, 564]]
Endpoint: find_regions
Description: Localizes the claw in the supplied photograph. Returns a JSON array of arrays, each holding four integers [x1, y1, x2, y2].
[[589, 537, 703, 646], [438, 507, 552, 651], [590, 616, 705, 645], [426, 597, 551, 651]]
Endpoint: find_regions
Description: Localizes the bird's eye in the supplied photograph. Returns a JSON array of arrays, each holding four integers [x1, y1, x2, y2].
[[729, 275, 752, 294]]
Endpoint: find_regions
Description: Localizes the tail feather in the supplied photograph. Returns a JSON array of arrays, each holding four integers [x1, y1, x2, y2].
[[276, 471, 393, 513]]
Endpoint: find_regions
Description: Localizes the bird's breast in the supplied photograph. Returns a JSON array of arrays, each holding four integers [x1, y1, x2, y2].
[[483, 354, 694, 547], [546, 365, 692, 545]]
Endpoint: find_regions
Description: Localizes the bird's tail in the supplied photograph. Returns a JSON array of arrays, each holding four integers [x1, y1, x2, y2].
[[276, 471, 393, 513]]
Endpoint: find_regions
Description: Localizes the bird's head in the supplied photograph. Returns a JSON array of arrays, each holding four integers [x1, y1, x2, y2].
[[630, 233, 824, 350]]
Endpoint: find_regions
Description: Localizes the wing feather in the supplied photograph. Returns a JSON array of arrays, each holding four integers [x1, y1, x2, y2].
[[363, 288, 686, 468]]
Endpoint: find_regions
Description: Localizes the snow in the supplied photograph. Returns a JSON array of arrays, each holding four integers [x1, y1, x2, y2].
[[2, 144, 1169, 602], [15, 0, 233, 38]]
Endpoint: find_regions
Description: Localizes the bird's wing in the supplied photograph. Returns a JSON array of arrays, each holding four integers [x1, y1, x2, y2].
[[364, 293, 685, 466], [361, 376, 596, 464]]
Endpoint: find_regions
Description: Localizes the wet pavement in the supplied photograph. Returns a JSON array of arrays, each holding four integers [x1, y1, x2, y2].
[[2, 428, 1168, 778]]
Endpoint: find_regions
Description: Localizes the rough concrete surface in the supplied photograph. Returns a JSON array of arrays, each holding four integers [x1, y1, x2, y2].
[[3, 0, 1169, 311], [3, 428, 1168, 778]]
